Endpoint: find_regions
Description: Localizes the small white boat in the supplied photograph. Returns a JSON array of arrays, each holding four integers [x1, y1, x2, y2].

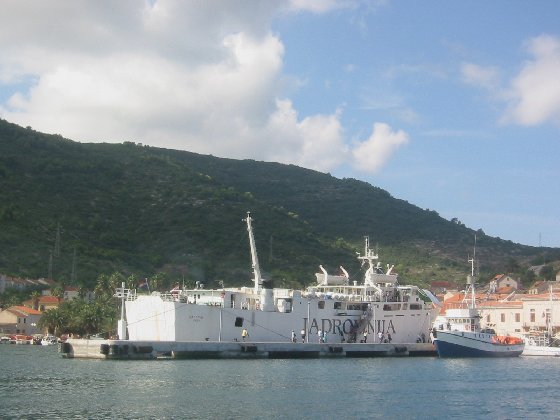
[[521, 286, 560, 356], [522, 333, 560, 357], [41, 335, 58, 346], [15, 334, 33, 345]]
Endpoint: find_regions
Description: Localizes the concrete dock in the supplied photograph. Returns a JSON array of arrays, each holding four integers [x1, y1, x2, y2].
[[60, 339, 436, 359]]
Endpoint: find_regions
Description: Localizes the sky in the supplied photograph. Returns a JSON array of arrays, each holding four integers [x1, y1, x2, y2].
[[1, 1, 559, 247]]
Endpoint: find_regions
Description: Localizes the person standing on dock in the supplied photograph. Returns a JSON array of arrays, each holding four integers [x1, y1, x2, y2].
[[363, 331, 368, 343], [378, 331, 384, 343], [291, 330, 296, 343], [242, 328, 248, 342], [318, 329, 323, 343], [301, 329, 306, 343]]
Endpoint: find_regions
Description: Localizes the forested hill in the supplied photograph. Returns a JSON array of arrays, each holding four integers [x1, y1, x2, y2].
[[0, 119, 557, 290]]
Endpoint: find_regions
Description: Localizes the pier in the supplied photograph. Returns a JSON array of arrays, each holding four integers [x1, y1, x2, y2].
[[60, 339, 436, 359]]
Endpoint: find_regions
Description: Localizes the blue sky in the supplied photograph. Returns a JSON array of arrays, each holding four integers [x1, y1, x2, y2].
[[1, 1, 559, 247]]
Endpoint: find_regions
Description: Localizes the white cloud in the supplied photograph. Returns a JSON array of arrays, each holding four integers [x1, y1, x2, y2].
[[504, 34, 560, 126], [0, 0, 407, 176], [288, 0, 354, 13], [351, 123, 409, 173], [461, 63, 500, 91]]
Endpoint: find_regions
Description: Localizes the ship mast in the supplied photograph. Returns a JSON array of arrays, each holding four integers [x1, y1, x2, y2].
[[467, 236, 477, 310], [244, 212, 262, 294], [357, 236, 380, 285]]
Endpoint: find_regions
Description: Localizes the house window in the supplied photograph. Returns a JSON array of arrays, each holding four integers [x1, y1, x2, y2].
[[530, 309, 535, 322], [515, 313, 520, 322], [500, 313, 505, 323], [486, 314, 491, 323], [318, 301, 325, 309]]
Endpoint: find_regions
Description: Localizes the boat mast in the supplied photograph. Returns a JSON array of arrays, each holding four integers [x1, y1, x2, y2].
[[467, 236, 477, 310], [244, 212, 262, 294]]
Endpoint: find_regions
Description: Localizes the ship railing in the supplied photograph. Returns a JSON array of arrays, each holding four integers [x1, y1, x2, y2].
[[444, 302, 472, 310], [127, 289, 137, 300]]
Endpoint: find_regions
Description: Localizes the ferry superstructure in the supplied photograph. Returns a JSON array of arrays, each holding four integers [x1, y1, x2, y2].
[[122, 213, 440, 345]]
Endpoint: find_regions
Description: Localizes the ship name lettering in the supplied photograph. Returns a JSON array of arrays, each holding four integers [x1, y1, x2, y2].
[[303, 318, 396, 335]]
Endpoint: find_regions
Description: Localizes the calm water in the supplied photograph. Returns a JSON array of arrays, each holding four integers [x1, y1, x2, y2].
[[0, 344, 558, 419]]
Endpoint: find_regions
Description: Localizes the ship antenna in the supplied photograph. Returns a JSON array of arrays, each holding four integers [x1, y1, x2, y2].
[[244, 212, 262, 294]]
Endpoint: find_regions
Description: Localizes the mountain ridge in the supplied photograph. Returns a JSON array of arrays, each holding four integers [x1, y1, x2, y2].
[[1, 119, 557, 290]]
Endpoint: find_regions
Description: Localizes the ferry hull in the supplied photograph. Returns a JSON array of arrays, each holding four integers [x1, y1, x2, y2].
[[125, 296, 437, 345], [433, 332, 524, 358]]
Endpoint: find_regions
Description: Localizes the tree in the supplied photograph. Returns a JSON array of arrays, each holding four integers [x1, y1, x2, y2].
[[540, 265, 555, 281], [77, 302, 106, 336], [38, 308, 65, 336]]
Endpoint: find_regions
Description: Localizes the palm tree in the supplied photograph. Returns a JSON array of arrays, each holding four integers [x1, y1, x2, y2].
[[30, 290, 41, 310], [37, 308, 65, 336], [51, 285, 64, 300]]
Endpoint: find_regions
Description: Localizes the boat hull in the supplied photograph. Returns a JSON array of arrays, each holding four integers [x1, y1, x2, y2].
[[522, 345, 560, 357], [433, 331, 524, 358]]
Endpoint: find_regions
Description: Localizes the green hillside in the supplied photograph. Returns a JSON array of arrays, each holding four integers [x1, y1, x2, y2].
[[0, 119, 557, 290]]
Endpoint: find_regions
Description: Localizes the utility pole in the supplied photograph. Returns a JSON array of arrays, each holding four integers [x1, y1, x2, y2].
[[54, 222, 61, 257], [71, 248, 77, 283], [48, 250, 53, 280]]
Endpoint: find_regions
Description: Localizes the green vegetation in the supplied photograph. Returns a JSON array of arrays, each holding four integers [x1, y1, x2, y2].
[[1, 118, 558, 297]]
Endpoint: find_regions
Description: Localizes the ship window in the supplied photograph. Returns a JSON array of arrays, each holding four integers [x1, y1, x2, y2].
[[334, 302, 341, 309], [409, 304, 421, 310], [318, 301, 325, 309], [234, 317, 244, 327]]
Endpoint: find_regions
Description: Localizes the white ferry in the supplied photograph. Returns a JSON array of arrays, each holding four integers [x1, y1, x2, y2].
[[121, 213, 440, 346]]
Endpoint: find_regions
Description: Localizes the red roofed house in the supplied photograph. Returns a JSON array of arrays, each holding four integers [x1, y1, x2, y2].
[[488, 274, 518, 293], [23, 295, 61, 312], [0, 306, 42, 335]]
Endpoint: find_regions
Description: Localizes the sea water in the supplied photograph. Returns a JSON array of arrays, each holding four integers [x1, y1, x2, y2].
[[0, 344, 558, 419]]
